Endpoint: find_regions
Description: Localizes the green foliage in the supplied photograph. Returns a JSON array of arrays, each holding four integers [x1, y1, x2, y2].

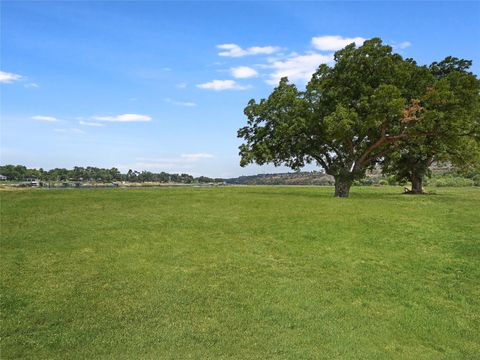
[[238, 38, 446, 197], [1, 187, 479, 358], [425, 173, 476, 187], [382, 57, 480, 188], [238, 39, 479, 196], [0, 165, 217, 184], [0, 165, 44, 180]]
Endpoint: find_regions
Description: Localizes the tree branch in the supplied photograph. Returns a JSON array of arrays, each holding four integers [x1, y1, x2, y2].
[[312, 155, 329, 171]]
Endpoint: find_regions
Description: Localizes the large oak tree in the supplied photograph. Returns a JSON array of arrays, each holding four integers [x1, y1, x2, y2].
[[237, 38, 479, 197]]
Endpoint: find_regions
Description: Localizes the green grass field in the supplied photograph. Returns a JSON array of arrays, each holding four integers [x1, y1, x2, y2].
[[1, 186, 479, 359]]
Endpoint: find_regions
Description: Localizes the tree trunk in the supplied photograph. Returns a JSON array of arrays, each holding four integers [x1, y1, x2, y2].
[[334, 177, 352, 198], [410, 174, 424, 194]]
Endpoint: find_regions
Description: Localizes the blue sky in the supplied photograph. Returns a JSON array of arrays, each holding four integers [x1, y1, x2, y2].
[[1, 1, 479, 178]]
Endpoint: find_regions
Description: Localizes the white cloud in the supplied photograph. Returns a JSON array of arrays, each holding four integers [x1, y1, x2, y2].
[[176, 82, 187, 89], [266, 52, 334, 85], [230, 66, 259, 79], [197, 79, 250, 91], [0, 70, 22, 83], [32, 115, 59, 122], [217, 43, 280, 57], [181, 153, 214, 161], [247, 46, 280, 56], [24, 82, 39, 88], [311, 35, 366, 51], [395, 41, 412, 50], [92, 113, 152, 122], [164, 98, 197, 107], [79, 120, 104, 127]]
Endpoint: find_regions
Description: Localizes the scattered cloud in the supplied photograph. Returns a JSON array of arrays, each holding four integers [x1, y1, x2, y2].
[[230, 66, 259, 79], [32, 115, 59, 122], [92, 113, 152, 122], [262, 35, 409, 85], [164, 98, 197, 107], [181, 153, 214, 161], [79, 120, 104, 127], [394, 41, 412, 50], [266, 52, 334, 85], [162, 67, 172, 71], [0, 70, 41, 87], [212, 36, 367, 86], [176, 82, 187, 89], [197, 79, 250, 90], [54, 128, 85, 134], [311, 35, 366, 51], [217, 43, 280, 57], [0, 70, 22, 83]]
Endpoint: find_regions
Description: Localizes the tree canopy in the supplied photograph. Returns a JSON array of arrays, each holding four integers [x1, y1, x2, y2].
[[238, 38, 479, 197], [382, 57, 480, 193]]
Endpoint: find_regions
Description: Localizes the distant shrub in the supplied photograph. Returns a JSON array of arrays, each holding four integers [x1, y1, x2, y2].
[[471, 174, 480, 186], [433, 179, 448, 187], [429, 176, 474, 187], [355, 178, 375, 186], [386, 176, 397, 186]]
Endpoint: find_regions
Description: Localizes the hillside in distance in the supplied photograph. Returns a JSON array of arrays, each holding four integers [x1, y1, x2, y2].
[[226, 171, 335, 185], [226, 164, 459, 186]]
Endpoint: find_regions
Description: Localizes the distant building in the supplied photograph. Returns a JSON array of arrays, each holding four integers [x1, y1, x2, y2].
[[24, 177, 40, 186], [0, 174, 7, 181]]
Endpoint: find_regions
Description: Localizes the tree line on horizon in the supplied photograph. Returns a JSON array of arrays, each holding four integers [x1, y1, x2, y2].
[[238, 38, 480, 197], [0, 165, 224, 184]]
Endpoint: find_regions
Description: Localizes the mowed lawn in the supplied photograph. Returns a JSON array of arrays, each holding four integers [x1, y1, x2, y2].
[[1, 187, 479, 359]]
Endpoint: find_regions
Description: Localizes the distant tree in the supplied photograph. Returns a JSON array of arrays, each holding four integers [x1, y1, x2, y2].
[[0, 165, 24, 180], [47, 168, 69, 181], [196, 176, 214, 183], [126, 169, 135, 181], [180, 173, 194, 183], [137, 171, 154, 182], [238, 38, 436, 197], [109, 167, 121, 181], [72, 166, 85, 181], [382, 57, 480, 193]]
